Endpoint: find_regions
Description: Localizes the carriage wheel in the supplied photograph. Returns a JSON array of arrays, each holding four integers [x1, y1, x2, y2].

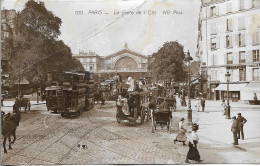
[[140, 108, 145, 124], [146, 108, 150, 122], [28, 102, 31, 111], [152, 118, 155, 133], [168, 117, 171, 134], [116, 111, 121, 124]]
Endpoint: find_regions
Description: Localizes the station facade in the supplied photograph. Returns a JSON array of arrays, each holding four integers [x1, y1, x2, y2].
[[74, 43, 153, 79]]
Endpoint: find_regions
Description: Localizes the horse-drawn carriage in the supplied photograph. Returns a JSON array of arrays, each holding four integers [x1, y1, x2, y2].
[[151, 96, 175, 133], [116, 91, 150, 124], [13, 97, 31, 112]]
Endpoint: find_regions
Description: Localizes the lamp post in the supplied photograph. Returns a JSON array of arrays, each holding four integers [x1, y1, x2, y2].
[[17, 79, 20, 99], [225, 71, 231, 119], [184, 50, 193, 125]]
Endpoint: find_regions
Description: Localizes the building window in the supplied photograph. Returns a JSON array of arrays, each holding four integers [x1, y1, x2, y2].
[[210, 6, 216, 16], [226, 35, 233, 47], [211, 37, 217, 50], [90, 65, 93, 70], [252, 0, 260, 7], [211, 23, 217, 35], [226, 2, 232, 13], [227, 19, 233, 31], [239, 33, 245, 46], [253, 50, 260, 62], [239, 0, 245, 10], [238, 17, 245, 30], [239, 51, 246, 63], [239, 68, 246, 81], [253, 68, 260, 81], [227, 52, 233, 64], [252, 31, 259, 45]]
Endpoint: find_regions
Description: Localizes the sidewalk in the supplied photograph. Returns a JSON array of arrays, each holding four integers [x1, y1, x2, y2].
[[174, 97, 260, 163]]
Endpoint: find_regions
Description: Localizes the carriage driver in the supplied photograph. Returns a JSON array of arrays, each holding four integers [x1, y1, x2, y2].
[[158, 98, 170, 112]]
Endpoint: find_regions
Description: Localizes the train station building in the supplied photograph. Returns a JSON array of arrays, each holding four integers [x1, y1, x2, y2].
[[74, 43, 153, 79]]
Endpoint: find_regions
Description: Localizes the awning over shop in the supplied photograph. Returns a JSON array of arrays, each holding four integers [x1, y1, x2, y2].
[[241, 82, 260, 92], [215, 83, 247, 91]]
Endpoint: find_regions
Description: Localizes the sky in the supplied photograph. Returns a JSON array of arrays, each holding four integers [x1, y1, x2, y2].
[[1, 0, 201, 59]]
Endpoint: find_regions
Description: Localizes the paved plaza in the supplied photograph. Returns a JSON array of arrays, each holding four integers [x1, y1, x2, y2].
[[1, 97, 260, 164]]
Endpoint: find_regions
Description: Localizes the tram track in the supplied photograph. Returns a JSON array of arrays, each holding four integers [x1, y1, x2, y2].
[[1, 113, 75, 163], [57, 106, 117, 164]]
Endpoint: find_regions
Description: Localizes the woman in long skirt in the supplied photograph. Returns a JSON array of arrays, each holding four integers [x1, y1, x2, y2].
[[185, 124, 203, 163], [174, 118, 187, 145]]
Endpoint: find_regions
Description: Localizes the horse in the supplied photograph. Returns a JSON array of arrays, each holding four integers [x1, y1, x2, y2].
[[2, 110, 21, 153]]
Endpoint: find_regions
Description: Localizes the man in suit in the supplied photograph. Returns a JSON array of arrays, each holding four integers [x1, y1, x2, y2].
[[237, 113, 247, 140], [231, 116, 238, 145], [201, 97, 205, 112]]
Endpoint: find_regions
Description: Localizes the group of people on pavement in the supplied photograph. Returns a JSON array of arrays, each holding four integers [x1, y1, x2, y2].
[[231, 113, 247, 145]]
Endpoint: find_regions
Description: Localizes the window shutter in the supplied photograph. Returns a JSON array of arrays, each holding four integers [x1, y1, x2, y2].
[[216, 5, 219, 15], [223, 36, 226, 48], [208, 38, 211, 50], [216, 37, 220, 48], [252, 32, 256, 45], [230, 35, 233, 47], [242, 33, 245, 46], [236, 34, 239, 46], [230, 19, 233, 31], [246, 51, 252, 63], [207, 6, 210, 17]]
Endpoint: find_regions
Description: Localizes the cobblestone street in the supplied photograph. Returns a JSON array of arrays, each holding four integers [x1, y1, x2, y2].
[[1, 99, 260, 164]]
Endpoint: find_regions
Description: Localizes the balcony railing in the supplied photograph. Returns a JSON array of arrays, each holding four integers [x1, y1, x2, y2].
[[227, 60, 233, 64], [239, 59, 246, 63]]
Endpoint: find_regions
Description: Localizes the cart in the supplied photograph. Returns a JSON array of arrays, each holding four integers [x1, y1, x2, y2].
[[116, 92, 146, 124], [152, 110, 172, 133], [13, 98, 31, 112], [151, 97, 172, 133]]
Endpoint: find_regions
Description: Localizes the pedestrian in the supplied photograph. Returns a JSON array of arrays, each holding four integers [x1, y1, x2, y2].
[[201, 97, 205, 112], [1, 96, 4, 106], [231, 116, 238, 145], [126, 75, 134, 92], [195, 98, 201, 112], [174, 118, 187, 145], [178, 88, 181, 98], [237, 113, 247, 140], [185, 123, 202, 163], [221, 99, 226, 115]]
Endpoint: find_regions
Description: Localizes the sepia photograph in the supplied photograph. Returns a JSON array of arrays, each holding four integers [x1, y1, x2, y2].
[[1, 0, 260, 164]]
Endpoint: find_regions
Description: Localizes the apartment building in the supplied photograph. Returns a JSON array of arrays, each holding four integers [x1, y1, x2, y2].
[[197, 0, 260, 102]]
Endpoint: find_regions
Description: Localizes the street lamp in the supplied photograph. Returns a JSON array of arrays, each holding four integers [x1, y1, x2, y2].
[[225, 71, 231, 119], [184, 50, 193, 125], [17, 79, 20, 99]]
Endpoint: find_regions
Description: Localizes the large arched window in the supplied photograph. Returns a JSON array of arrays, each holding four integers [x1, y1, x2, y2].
[[114, 57, 138, 70]]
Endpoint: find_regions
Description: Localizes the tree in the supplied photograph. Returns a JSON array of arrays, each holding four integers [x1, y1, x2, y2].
[[8, 0, 83, 82], [150, 41, 186, 83]]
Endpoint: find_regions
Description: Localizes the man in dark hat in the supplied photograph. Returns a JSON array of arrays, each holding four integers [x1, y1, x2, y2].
[[231, 116, 238, 145], [237, 113, 247, 140]]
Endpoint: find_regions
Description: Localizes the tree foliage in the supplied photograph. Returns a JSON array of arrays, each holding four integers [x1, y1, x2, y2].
[[7, 0, 83, 82], [150, 41, 186, 82]]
